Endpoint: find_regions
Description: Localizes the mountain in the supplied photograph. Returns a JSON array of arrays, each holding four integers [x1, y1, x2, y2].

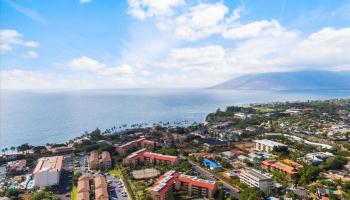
[[212, 70, 350, 90]]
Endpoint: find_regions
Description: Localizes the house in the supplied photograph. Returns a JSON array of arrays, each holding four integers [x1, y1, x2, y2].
[[202, 158, 222, 171]]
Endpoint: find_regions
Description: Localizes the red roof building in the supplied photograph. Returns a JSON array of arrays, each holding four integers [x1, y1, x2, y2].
[[116, 138, 158, 155], [124, 148, 179, 167], [148, 171, 217, 200]]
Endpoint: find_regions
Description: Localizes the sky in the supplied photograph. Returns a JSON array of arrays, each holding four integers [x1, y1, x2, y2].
[[1, 0, 350, 89]]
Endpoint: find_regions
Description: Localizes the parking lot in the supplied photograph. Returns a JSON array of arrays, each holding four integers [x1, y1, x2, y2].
[[55, 154, 73, 200], [75, 153, 89, 175], [74, 153, 130, 200], [106, 174, 130, 200]]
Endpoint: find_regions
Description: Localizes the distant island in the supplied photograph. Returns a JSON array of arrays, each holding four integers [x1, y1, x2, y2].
[[211, 70, 350, 90]]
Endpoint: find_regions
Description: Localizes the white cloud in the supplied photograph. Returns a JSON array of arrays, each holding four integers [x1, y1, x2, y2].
[[24, 51, 39, 59], [67, 56, 106, 72], [80, 0, 91, 3], [0, 29, 39, 53], [174, 3, 229, 41], [127, 0, 185, 20], [66, 56, 134, 76], [222, 20, 290, 39]]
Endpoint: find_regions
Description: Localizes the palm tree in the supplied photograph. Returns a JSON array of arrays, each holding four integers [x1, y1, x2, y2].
[[10, 146, 15, 154]]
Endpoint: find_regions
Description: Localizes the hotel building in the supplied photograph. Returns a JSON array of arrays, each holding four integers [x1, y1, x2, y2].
[[33, 156, 63, 188], [239, 168, 274, 192], [124, 148, 179, 167], [253, 139, 287, 153], [148, 171, 217, 200]]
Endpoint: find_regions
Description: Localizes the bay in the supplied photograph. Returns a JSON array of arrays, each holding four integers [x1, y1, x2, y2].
[[1, 89, 349, 149]]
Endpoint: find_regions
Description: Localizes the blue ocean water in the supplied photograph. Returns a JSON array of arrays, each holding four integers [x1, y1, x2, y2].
[[1, 89, 349, 149]]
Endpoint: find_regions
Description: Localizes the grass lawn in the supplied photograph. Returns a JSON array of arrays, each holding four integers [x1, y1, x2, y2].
[[71, 185, 77, 200], [109, 169, 122, 177], [255, 107, 275, 113]]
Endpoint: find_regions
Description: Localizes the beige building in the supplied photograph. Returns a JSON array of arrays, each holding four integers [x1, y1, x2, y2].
[[33, 156, 63, 188], [239, 168, 274, 191], [254, 139, 286, 153]]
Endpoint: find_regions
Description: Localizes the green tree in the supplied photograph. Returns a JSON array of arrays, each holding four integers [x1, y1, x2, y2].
[[240, 187, 266, 200], [31, 191, 59, 200]]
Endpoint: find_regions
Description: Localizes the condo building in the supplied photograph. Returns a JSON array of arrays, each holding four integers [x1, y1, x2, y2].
[[77, 175, 109, 200], [262, 160, 299, 176], [116, 138, 158, 156], [239, 168, 274, 191], [77, 176, 90, 200], [33, 156, 63, 188], [148, 171, 217, 200], [89, 151, 112, 169], [253, 139, 287, 153], [124, 148, 179, 167]]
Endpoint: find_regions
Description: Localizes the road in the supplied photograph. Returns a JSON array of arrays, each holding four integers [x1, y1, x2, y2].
[[186, 158, 241, 200]]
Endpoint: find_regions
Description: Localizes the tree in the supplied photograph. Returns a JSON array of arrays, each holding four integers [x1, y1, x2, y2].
[[321, 156, 347, 170], [167, 189, 175, 200], [299, 165, 321, 184], [240, 187, 266, 200], [31, 191, 59, 200]]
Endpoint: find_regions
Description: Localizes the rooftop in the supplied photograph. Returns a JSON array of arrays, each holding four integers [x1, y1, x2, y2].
[[242, 168, 271, 180], [33, 156, 63, 174], [254, 139, 286, 147]]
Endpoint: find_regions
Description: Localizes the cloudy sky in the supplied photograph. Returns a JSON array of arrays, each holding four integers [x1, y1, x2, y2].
[[1, 0, 350, 89]]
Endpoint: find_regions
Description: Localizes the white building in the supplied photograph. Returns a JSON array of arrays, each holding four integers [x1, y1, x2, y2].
[[33, 156, 63, 188], [254, 139, 287, 153], [239, 168, 274, 191]]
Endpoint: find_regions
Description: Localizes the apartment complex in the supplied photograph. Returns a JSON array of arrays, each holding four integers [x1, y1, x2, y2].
[[239, 168, 274, 191], [116, 138, 158, 155], [148, 171, 217, 200], [89, 151, 112, 169], [33, 156, 63, 188], [94, 176, 109, 200], [6, 159, 26, 175], [77, 176, 90, 200], [254, 139, 287, 153], [124, 148, 179, 167], [77, 175, 109, 200], [262, 160, 299, 176]]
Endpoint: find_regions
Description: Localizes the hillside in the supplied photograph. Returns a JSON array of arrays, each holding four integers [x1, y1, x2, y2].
[[211, 71, 350, 90]]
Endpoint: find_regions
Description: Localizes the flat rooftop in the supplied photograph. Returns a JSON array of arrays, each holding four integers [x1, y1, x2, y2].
[[254, 139, 286, 147], [33, 156, 63, 174], [243, 168, 271, 180]]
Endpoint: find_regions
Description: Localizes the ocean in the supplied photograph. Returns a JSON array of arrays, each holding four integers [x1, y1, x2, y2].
[[1, 89, 349, 149]]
